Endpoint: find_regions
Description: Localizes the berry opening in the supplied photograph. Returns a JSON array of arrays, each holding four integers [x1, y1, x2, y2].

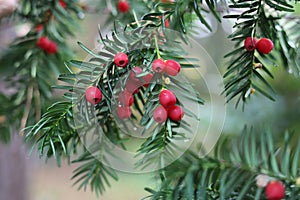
[[93, 98, 100, 102]]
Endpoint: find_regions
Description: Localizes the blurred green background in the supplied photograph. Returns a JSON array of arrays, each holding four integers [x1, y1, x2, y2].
[[1, 7, 300, 200]]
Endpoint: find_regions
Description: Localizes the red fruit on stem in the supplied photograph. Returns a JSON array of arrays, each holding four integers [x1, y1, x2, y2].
[[85, 86, 103, 105], [165, 60, 181, 76], [45, 41, 58, 54], [37, 36, 50, 50], [159, 89, 176, 108], [244, 37, 257, 51], [129, 67, 143, 82], [59, 0, 67, 8], [35, 24, 43, 32], [117, 0, 130, 13], [168, 105, 184, 121], [118, 90, 134, 107], [265, 181, 285, 200], [153, 106, 168, 123], [114, 52, 129, 67], [117, 106, 131, 119], [256, 38, 274, 54], [152, 59, 166, 73]]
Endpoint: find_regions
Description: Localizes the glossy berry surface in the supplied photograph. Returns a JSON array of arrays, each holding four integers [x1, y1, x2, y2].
[[37, 36, 50, 50], [118, 90, 134, 107], [265, 181, 285, 200], [117, 106, 131, 119], [256, 38, 274, 54], [85, 86, 102, 105], [168, 105, 184, 121], [153, 106, 168, 123], [152, 59, 166, 73], [114, 52, 128, 67], [117, 1, 130, 13], [165, 60, 181, 76], [159, 89, 176, 108], [45, 41, 58, 54], [244, 37, 257, 51]]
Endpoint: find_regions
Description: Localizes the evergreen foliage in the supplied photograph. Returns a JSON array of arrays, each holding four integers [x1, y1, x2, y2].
[[0, 0, 299, 199]]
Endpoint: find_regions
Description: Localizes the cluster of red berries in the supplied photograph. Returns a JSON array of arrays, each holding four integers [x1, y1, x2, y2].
[[85, 86, 103, 105], [116, 66, 153, 119], [113, 52, 151, 119], [265, 180, 285, 200], [152, 58, 181, 76], [117, 0, 130, 13], [86, 52, 182, 120], [113, 52, 182, 119], [114, 52, 181, 76], [153, 89, 184, 123], [244, 37, 274, 54], [37, 36, 58, 54]]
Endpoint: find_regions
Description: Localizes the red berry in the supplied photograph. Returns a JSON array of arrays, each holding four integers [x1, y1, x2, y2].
[[256, 38, 274, 54], [165, 60, 181, 76], [117, 106, 131, 119], [85, 86, 103, 105], [118, 90, 134, 107], [164, 18, 170, 28], [152, 59, 166, 73], [45, 41, 58, 54], [153, 106, 168, 123], [114, 52, 129, 67], [129, 67, 143, 82], [265, 181, 285, 200], [158, 16, 170, 28], [37, 36, 50, 50], [35, 24, 43, 32], [117, 1, 130, 13], [244, 37, 257, 51], [59, 0, 67, 8], [168, 105, 184, 121], [159, 89, 176, 108]]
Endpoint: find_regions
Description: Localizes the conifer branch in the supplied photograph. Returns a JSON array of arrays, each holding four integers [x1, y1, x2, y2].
[[0, 0, 83, 137], [144, 128, 300, 199], [223, 0, 298, 106]]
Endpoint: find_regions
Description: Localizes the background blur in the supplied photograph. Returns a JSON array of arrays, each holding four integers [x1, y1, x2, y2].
[[1, 8, 300, 200]]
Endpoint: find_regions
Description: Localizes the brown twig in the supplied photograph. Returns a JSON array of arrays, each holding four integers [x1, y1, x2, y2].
[[33, 81, 41, 122], [19, 83, 33, 136]]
